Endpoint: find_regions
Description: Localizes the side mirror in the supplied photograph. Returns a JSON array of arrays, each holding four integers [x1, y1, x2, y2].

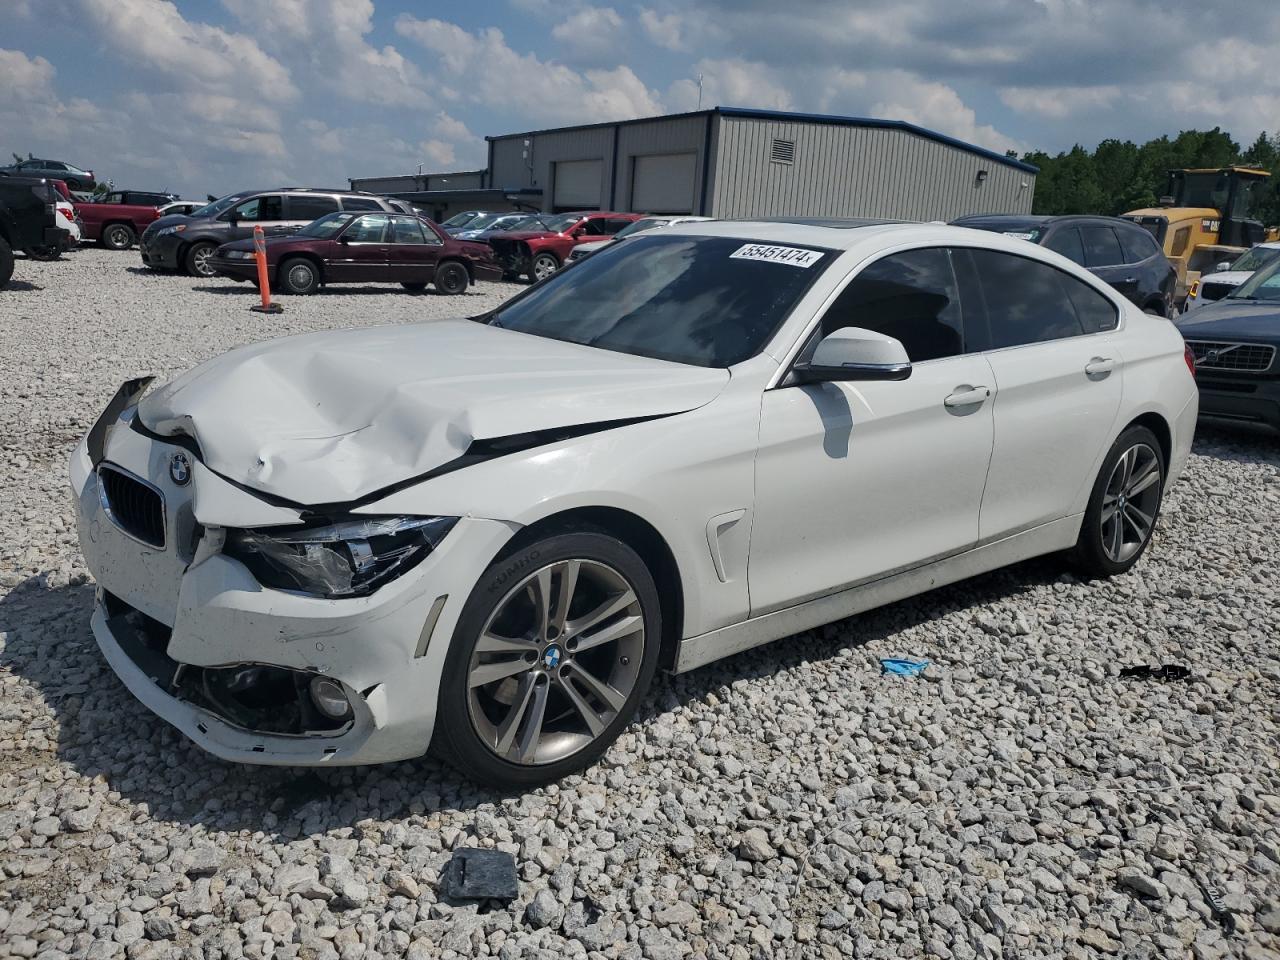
[[226, 211, 240, 225], [791, 327, 912, 383], [337, 234, 350, 244]]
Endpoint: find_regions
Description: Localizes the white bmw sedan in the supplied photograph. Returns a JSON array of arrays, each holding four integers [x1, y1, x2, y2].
[[71, 219, 1198, 787]]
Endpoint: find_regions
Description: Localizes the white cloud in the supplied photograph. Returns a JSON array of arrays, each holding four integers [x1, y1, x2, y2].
[[1000, 85, 1124, 120], [872, 72, 1024, 155], [220, 0, 429, 107], [638, 8, 687, 51], [82, 0, 295, 99], [396, 17, 664, 124], [0, 48, 56, 102], [551, 7, 625, 64], [667, 58, 794, 112]]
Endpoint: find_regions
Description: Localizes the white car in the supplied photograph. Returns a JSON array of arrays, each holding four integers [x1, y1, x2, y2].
[[1183, 241, 1280, 311], [71, 220, 1198, 787], [567, 215, 713, 262]]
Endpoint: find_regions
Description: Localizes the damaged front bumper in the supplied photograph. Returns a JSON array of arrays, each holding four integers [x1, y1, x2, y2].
[[487, 239, 530, 276], [70, 388, 516, 766]]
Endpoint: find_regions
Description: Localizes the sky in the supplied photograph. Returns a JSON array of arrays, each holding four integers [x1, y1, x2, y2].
[[2, 0, 1278, 199]]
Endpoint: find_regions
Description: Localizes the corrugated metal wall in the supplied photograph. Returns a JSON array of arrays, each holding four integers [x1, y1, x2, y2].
[[349, 175, 421, 194], [490, 128, 615, 210], [710, 117, 1035, 220], [615, 115, 710, 213]]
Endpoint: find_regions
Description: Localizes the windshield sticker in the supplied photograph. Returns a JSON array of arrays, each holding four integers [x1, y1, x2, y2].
[[730, 244, 823, 268], [1003, 231, 1036, 241]]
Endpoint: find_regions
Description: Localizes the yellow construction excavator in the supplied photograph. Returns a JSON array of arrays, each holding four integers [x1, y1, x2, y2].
[[1123, 167, 1279, 304]]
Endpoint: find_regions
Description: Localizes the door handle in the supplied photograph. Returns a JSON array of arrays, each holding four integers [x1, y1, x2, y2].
[[1085, 357, 1115, 377], [943, 386, 991, 408]]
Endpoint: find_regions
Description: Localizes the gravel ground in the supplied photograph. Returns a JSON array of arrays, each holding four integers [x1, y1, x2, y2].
[[1, 247, 1278, 960]]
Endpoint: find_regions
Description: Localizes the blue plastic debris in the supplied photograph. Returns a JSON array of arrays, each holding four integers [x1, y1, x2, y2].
[[880, 658, 929, 677]]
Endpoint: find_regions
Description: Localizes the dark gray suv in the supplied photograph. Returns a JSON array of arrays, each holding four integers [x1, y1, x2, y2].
[[139, 188, 401, 277]]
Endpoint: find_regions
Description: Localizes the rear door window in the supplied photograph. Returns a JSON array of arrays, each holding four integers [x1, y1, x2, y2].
[[817, 248, 966, 362], [968, 249, 1085, 349], [341, 196, 383, 211], [1043, 228, 1085, 264], [388, 217, 430, 244], [1080, 226, 1125, 267], [286, 195, 340, 220], [1118, 226, 1160, 263]]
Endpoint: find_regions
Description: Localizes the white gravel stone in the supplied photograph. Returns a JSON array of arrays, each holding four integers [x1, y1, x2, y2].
[[1, 248, 1279, 959]]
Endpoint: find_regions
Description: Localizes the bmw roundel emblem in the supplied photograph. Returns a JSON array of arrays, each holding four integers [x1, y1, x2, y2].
[[543, 645, 562, 669], [169, 452, 192, 486]]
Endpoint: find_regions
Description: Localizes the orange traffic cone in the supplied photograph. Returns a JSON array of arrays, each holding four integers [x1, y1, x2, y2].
[[249, 224, 284, 315]]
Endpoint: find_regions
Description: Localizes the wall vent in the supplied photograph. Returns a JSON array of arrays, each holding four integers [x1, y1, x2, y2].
[[770, 138, 796, 165]]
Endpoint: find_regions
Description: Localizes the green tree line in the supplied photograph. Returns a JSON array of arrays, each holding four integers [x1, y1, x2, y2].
[[1014, 129, 1280, 223]]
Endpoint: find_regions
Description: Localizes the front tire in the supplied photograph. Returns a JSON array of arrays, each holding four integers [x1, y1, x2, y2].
[[530, 252, 559, 282], [434, 261, 469, 295], [434, 532, 661, 788], [101, 223, 136, 251], [278, 257, 319, 295], [1071, 425, 1165, 577], [184, 241, 218, 277]]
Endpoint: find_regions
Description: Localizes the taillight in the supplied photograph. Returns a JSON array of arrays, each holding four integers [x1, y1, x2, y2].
[[1184, 343, 1196, 377]]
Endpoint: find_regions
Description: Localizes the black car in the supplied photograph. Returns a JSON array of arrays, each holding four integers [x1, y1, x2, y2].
[[138, 187, 401, 277], [952, 214, 1176, 317], [0, 176, 68, 289], [1175, 257, 1280, 431]]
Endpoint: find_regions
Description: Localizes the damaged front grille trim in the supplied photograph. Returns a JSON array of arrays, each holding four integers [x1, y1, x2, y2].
[[98, 462, 167, 549]]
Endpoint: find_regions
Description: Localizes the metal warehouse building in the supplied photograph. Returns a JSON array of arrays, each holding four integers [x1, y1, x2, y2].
[[351, 106, 1037, 221]]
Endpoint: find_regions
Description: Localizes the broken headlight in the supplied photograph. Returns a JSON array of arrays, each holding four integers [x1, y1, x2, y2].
[[225, 516, 457, 598]]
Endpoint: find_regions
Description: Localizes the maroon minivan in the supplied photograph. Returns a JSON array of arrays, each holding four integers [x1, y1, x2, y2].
[[207, 211, 502, 295]]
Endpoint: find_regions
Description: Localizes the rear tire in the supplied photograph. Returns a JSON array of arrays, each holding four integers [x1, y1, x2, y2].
[[1071, 425, 1165, 577], [184, 241, 217, 277], [433, 531, 661, 788], [0, 237, 14, 289], [434, 261, 469, 295], [101, 223, 136, 251], [278, 257, 319, 295]]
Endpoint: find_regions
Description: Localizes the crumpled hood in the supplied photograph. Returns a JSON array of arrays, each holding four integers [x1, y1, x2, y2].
[[1175, 301, 1280, 341], [138, 319, 729, 506]]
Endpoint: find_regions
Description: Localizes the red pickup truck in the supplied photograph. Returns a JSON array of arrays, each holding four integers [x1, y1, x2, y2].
[[78, 191, 175, 250]]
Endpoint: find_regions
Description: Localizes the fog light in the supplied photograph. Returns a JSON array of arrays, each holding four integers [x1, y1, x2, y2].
[[309, 676, 352, 720]]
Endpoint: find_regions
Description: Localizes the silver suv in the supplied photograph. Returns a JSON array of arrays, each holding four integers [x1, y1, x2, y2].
[[139, 187, 403, 277]]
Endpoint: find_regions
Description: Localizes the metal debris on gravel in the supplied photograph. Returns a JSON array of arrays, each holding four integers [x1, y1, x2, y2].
[[1, 248, 1278, 959]]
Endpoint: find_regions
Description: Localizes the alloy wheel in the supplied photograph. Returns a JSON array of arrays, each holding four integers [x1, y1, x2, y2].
[[467, 558, 645, 765], [192, 246, 215, 276], [1100, 442, 1161, 563], [532, 256, 558, 281]]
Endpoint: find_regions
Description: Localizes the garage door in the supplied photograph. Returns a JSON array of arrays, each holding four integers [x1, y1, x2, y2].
[[631, 153, 697, 214], [553, 159, 602, 210]]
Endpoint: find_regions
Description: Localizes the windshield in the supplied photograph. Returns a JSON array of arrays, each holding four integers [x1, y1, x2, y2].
[[541, 214, 581, 233], [1228, 257, 1280, 301], [1229, 246, 1280, 274], [459, 213, 507, 231], [484, 234, 833, 367], [296, 211, 357, 238], [191, 194, 243, 219], [442, 211, 482, 227], [613, 218, 670, 240]]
